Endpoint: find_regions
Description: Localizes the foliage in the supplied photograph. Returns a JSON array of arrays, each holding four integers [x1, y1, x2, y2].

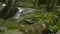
[[0, 0, 60, 34], [7, 25, 22, 30], [49, 25, 59, 33]]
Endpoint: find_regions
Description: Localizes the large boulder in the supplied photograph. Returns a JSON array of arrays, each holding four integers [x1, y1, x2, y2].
[[56, 29, 60, 34]]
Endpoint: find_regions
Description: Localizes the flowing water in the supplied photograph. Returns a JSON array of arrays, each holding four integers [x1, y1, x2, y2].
[[11, 7, 35, 19]]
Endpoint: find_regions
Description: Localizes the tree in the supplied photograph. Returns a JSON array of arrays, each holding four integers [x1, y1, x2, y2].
[[0, 0, 18, 19], [45, 0, 57, 12]]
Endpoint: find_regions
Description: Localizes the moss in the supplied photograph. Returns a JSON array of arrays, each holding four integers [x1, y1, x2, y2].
[[7, 25, 20, 30], [0, 29, 5, 33]]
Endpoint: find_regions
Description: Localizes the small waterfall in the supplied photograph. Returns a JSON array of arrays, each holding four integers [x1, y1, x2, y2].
[[12, 8, 23, 19], [12, 7, 35, 19]]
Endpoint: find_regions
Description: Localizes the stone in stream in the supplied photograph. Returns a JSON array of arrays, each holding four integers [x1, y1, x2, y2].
[[0, 26, 6, 33]]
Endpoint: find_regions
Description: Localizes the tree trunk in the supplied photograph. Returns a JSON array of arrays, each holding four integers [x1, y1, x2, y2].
[[0, 0, 18, 19]]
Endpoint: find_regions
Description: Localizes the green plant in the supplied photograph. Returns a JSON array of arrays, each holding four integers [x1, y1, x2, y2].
[[49, 25, 59, 33], [7, 25, 20, 30]]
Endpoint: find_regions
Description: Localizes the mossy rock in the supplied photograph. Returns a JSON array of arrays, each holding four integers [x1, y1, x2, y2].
[[0, 29, 5, 33]]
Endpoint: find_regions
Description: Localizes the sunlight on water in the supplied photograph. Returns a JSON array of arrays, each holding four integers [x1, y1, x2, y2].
[[2, 3, 6, 6]]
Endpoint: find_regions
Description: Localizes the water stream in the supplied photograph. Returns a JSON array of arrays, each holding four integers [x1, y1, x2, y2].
[[11, 7, 35, 19], [0, 3, 35, 34]]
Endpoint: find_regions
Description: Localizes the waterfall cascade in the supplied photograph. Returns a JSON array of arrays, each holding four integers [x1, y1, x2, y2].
[[12, 8, 23, 19], [12, 7, 35, 19]]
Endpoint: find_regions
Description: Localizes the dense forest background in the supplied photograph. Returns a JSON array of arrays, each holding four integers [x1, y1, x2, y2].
[[0, 0, 60, 34]]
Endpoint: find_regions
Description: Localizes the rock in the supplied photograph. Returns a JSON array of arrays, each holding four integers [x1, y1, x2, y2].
[[0, 29, 5, 33], [56, 29, 60, 34], [0, 29, 24, 34], [19, 21, 46, 34]]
